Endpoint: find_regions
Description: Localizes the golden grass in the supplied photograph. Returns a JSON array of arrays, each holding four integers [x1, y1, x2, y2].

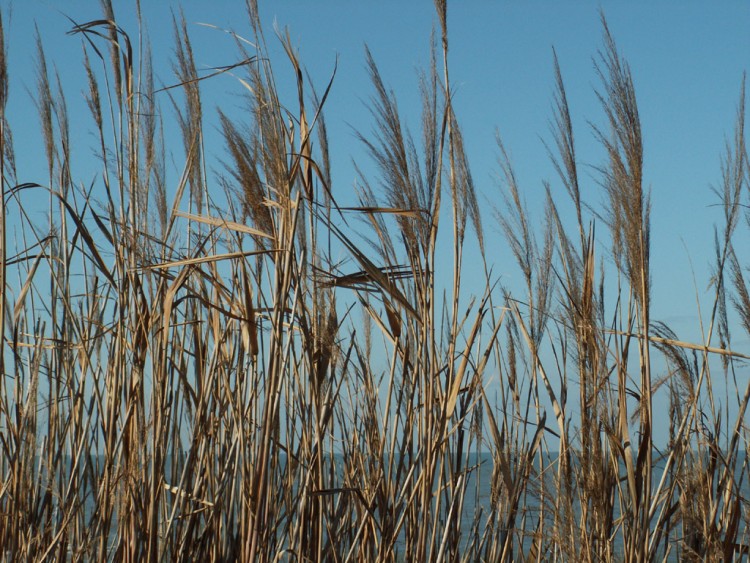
[[1, 2, 749, 561]]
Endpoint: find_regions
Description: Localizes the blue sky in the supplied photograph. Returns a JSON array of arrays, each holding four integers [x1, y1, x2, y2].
[[3, 2, 750, 443], [5, 2, 748, 331]]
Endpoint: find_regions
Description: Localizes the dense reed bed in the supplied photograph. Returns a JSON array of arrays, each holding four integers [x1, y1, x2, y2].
[[1, 2, 749, 561]]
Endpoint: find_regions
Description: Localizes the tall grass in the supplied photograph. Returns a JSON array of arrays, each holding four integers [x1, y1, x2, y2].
[[1, 2, 749, 561]]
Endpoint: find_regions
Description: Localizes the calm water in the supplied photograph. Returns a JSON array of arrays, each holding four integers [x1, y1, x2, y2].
[[31, 450, 750, 560]]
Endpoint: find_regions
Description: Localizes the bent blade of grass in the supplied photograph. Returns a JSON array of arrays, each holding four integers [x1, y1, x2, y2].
[[137, 248, 277, 271], [173, 210, 274, 239]]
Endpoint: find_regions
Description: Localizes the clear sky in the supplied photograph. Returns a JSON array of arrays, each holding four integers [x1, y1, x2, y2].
[[3, 2, 750, 443]]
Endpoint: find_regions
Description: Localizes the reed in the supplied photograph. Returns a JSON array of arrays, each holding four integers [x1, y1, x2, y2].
[[0, 2, 748, 561]]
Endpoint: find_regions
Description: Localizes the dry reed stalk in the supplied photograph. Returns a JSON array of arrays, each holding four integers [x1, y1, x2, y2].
[[1, 3, 749, 562]]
